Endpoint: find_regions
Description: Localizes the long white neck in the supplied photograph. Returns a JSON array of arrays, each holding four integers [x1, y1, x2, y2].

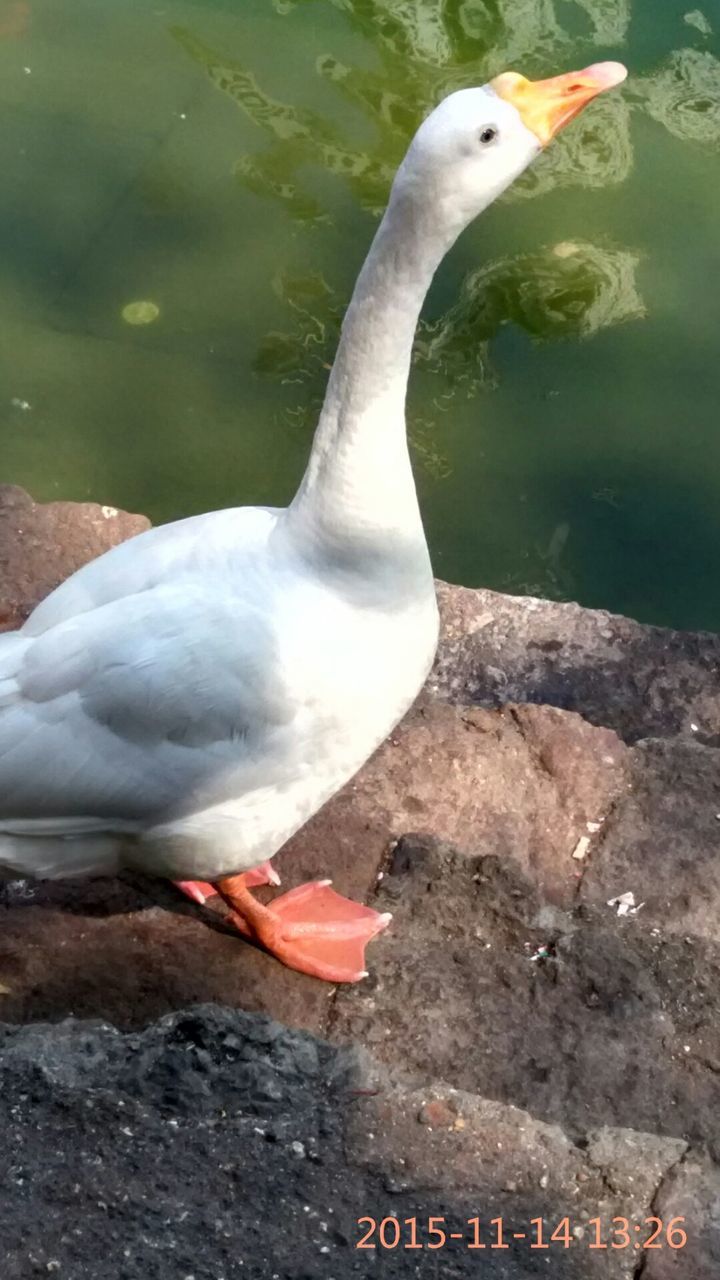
[[284, 189, 462, 588]]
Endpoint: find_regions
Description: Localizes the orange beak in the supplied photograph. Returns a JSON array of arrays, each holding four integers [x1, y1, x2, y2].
[[490, 61, 627, 145]]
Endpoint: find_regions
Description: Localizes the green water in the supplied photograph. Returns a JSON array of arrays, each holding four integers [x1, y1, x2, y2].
[[1, 0, 719, 630]]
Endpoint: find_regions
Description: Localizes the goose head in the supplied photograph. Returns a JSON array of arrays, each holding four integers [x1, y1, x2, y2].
[[392, 62, 627, 231]]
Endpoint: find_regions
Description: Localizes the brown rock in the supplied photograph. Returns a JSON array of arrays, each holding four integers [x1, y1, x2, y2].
[[283, 698, 628, 913], [0, 875, 336, 1034], [579, 738, 720, 940], [433, 580, 720, 745], [644, 1153, 720, 1278], [417, 1097, 458, 1128], [0, 484, 149, 631]]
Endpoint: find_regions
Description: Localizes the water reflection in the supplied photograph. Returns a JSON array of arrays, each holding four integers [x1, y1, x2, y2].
[[173, 0, 635, 220], [171, 26, 395, 220], [175, 8, 720, 219], [418, 240, 645, 389], [502, 517, 577, 601], [510, 93, 632, 198], [256, 241, 645, 471], [638, 48, 720, 146], [683, 10, 712, 37], [172, 3, 655, 479], [273, 0, 630, 68]]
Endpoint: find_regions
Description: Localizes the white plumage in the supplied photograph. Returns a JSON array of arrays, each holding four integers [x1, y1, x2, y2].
[[0, 504, 437, 880]]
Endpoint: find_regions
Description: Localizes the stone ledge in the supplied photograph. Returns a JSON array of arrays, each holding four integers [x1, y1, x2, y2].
[[3, 488, 720, 1277], [0, 1005, 704, 1280], [0, 484, 149, 631], [434, 579, 720, 745]]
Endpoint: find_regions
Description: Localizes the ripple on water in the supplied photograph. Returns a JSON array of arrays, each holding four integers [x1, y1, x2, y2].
[[174, 0, 637, 224], [640, 48, 720, 146], [683, 10, 713, 36], [419, 239, 645, 380], [255, 241, 645, 448], [510, 93, 633, 200]]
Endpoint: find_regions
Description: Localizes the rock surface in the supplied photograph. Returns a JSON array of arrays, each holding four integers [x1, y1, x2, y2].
[[0, 484, 149, 631], [433, 579, 720, 746], [0, 1004, 698, 1280], [2, 486, 720, 1277], [333, 833, 720, 1157]]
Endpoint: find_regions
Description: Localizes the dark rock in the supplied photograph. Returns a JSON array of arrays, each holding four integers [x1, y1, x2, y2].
[[579, 738, 720, 940], [331, 834, 720, 1159], [0, 1005, 693, 1280], [0, 1007, 354, 1280], [433, 580, 720, 745]]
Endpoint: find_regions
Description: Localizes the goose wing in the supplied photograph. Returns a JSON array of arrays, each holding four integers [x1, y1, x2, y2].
[[0, 507, 291, 826]]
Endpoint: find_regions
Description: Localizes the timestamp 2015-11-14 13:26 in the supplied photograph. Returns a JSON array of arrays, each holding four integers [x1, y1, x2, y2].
[[356, 1215, 689, 1253]]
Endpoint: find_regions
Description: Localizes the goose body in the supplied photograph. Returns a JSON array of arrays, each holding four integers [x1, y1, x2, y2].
[[0, 60, 626, 979], [0, 501, 437, 881]]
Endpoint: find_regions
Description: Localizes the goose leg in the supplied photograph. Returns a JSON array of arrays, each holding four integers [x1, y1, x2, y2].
[[174, 859, 280, 905], [215, 874, 391, 983]]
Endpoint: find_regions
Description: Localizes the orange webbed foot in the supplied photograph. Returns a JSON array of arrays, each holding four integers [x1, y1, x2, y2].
[[217, 876, 391, 983]]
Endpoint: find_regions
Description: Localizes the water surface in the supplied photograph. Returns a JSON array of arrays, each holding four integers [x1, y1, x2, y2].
[[1, 0, 719, 629]]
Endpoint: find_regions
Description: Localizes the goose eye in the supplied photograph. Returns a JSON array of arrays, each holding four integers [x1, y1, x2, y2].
[[479, 126, 498, 145]]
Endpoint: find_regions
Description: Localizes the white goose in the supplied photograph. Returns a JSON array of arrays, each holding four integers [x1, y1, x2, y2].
[[0, 61, 626, 981]]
